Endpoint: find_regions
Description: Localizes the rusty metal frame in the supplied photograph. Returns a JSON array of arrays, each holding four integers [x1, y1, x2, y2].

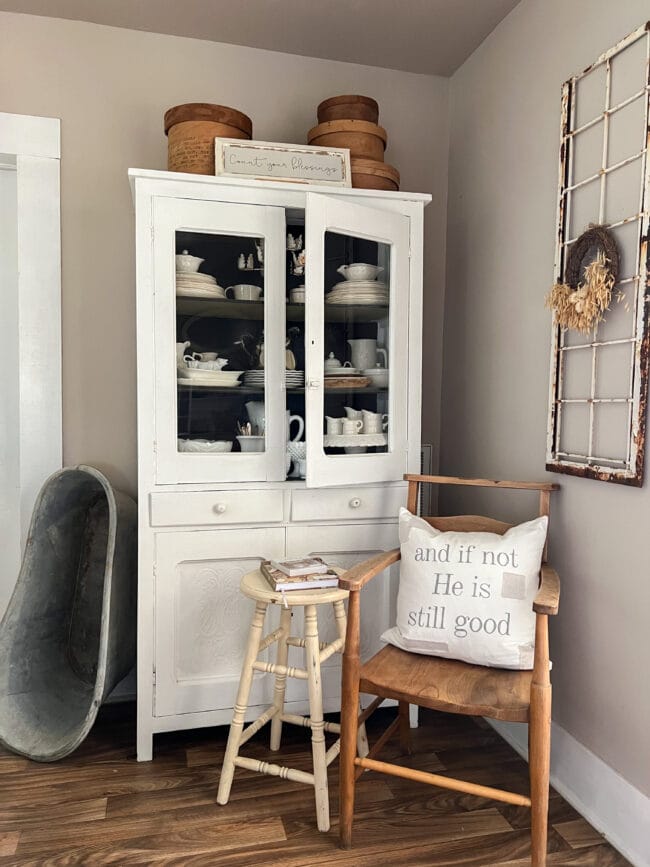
[[546, 22, 650, 486]]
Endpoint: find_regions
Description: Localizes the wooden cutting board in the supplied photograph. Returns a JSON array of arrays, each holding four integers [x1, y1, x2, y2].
[[324, 376, 371, 389]]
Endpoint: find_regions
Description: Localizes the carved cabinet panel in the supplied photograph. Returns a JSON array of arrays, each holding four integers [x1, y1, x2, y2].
[[154, 527, 285, 717]]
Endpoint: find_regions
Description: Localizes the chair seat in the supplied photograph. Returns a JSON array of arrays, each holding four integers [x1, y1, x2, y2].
[[359, 644, 532, 723]]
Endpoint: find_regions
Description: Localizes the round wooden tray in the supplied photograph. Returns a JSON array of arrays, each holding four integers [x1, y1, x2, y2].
[[308, 120, 387, 161], [317, 95, 379, 124], [324, 376, 371, 389]]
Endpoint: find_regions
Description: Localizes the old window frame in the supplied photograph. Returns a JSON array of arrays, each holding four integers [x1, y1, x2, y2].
[[546, 23, 650, 486]]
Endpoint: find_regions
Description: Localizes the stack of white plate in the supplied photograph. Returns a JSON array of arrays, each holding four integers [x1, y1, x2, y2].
[[285, 370, 305, 388], [244, 370, 265, 388], [326, 281, 389, 306], [176, 271, 226, 299]]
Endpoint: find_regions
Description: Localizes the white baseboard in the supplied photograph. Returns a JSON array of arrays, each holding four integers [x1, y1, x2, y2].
[[489, 718, 650, 867]]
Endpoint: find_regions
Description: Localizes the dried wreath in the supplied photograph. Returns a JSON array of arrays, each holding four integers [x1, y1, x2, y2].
[[546, 225, 620, 334]]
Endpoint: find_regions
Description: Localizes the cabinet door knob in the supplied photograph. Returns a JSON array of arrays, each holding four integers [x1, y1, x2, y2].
[[307, 379, 321, 389], [349, 497, 362, 509], [214, 503, 227, 514]]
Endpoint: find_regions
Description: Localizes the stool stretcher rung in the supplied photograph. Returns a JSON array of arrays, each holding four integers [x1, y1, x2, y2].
[[326, 740, 341, 767], [257, 627, 285, 653], [318, 637, 345, 664], [286, 636, 328, 651], [238, 706, 278, 747], [234, 755, 314, 786], [252, 660, 308, 679], [354, 757, 532, 807], [280, 712, 341, 734]]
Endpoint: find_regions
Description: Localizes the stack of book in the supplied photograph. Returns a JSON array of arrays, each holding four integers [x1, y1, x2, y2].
[[261, 557, 339, 591]]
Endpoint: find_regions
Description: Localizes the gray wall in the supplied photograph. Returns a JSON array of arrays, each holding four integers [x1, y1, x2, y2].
[[0, 11, 449, 496], [443, 0, 650, 796]]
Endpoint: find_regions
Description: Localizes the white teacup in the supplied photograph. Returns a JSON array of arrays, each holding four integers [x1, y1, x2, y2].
[[196, 352, 218, 361], [342, 419, 363, 435], [226, 284, 262, 301]]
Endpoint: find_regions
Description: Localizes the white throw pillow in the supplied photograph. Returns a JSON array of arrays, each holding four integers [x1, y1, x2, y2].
[[381, 508, 548, 670]]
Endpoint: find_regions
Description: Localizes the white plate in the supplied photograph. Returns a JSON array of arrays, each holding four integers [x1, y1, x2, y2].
[[177, 287, 227, 299], [176, 271, 218, 283], [331, 281, 388, 292], [324, 368, 360, 376], [326, 297, 389, 306]]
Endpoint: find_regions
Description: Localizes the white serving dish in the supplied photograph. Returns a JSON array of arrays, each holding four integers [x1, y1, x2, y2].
[[324, 367, 360, 376], [337, 263, 384, 282], [363, 368, 389, 387], [177, 439, 233, 453], [175, 250, 204, 272], [178, 368, 242, 383], [177, 286, 227, 300], [331, 281, 388, 293]]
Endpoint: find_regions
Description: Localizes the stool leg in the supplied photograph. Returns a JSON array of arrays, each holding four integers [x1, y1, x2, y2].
[[270, 606, 292, 751], [217, 600, 267, 805], [333, 599, 368, 759], [304, 603, 330, 832]]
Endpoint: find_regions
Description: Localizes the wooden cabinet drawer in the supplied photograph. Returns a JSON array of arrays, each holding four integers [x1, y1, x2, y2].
[[150, 489, 284, 527], [291, 485, 406, 523]]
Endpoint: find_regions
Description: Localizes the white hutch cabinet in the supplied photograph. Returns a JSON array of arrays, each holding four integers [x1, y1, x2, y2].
[[130, 168, 430, 760]]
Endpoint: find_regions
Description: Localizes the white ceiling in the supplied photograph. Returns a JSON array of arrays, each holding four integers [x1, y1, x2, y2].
[[0, 0, 521, 75]]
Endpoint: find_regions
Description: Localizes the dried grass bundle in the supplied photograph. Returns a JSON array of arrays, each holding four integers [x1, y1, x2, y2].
[[546, 251, 615, 334]]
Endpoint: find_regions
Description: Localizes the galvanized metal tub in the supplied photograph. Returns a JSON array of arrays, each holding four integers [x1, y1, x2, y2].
[[0, 466, 137, 761]]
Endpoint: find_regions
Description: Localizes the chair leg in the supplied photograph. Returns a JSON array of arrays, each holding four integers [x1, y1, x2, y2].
[[217, 600, 267, 805], [304, 603, 330, 832], [333, 599, 368, 760], [398, 701, 412, 755], [529, 682, 551, 867], [269, 606, 292, 751]]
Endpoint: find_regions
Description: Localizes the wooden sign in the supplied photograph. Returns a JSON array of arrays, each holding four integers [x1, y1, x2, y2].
[[214, 138, 351, 187]]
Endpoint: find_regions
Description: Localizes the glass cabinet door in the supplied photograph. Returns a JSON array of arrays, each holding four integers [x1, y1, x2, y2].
[[304, 193, 411, 487], [152, 197, 286, 484]]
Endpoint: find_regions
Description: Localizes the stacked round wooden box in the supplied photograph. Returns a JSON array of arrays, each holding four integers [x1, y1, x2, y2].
[[165, 103, 253, 175], [308, 95, 400, 191]]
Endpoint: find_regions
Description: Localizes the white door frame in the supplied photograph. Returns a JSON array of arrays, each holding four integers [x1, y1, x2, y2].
[[0, 112, 61, 617]]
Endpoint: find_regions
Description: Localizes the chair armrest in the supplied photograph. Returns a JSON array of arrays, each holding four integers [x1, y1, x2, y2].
[[534, 563, 560, 615], [339, 548, 401, 592]]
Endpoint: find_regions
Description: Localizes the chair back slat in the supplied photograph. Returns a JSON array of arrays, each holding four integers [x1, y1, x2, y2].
[[423, 515, 512, 535], [406, 475, 557, 527]]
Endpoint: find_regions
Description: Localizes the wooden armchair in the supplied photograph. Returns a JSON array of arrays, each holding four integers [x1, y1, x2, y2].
[[339, 474, 560, 866]]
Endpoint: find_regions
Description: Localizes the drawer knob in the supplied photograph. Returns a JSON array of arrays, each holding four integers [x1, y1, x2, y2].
[[214, 503, 227, 514], [349, 497, 362, 509]]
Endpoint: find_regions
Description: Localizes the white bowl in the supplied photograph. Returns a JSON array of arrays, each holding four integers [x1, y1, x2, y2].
[[363, 368, 389, 387], [290, 290, 305, 303], [175, 250, 204, 273], [338, 263, 384, 282], [177, 439, 232, 453]]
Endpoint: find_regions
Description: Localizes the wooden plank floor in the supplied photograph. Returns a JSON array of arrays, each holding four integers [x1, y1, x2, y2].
[[0, 704, 629, 866]]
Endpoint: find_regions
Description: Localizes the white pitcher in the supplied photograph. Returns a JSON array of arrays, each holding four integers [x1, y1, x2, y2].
[[347, 339, 388, 371], [286, 411, 304, 442]]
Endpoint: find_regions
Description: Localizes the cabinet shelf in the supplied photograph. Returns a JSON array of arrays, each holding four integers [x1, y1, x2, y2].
[[177, 383, 388, 395], [176, 296, 388, 323]]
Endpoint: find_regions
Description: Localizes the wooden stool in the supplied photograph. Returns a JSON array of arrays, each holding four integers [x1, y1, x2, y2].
[[217, 568, 368, 832]]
